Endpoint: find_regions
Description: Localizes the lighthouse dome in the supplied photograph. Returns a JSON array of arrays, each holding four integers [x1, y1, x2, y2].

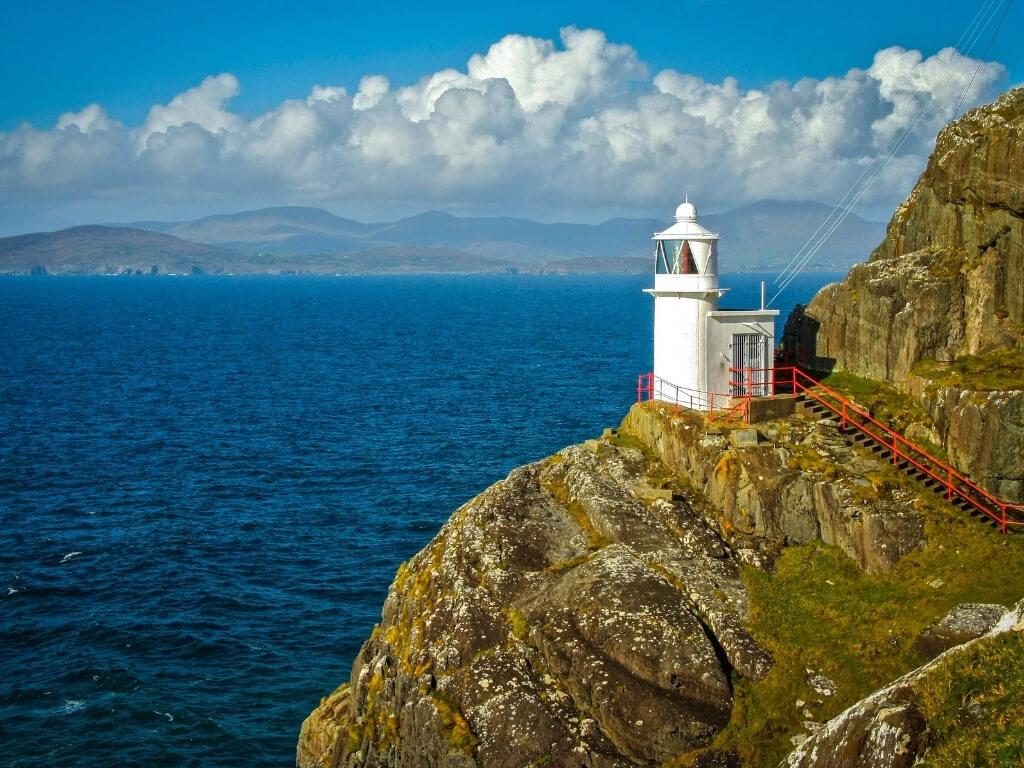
[[675, 201, 697, 221], [654, 196, 717, 241]]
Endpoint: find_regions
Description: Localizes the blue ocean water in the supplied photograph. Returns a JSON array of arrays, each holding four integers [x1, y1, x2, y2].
[[0, 272, 838, 767]]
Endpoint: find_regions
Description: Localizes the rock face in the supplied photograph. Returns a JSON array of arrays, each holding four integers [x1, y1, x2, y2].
[[298, 401, 939, 768], [908, 383, 1024, 501], [299, 438, 770, 768], [620, 404, 923, 574], [787, 87, 1024, 500], [781, 600, 1024, 768]]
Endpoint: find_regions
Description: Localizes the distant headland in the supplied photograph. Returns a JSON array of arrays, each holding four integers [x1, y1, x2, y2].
[[0, 200, 883, 276]]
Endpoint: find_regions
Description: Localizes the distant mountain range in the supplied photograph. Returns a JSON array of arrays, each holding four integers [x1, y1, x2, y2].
[[0, 201, 885, 275]]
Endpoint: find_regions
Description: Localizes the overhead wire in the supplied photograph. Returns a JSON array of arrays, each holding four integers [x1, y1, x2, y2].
[[771, 0, 1003, 296], [767, 0, 1012, 306], [953, 0, 1014, 119], [768, 0, 1008, 303], [769, 0, 1002, 288]]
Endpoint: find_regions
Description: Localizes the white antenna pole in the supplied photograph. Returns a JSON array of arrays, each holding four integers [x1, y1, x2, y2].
[[760, 280, 766, 310]]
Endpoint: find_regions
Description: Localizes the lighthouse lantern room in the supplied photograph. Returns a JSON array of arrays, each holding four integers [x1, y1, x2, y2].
[[644, 198, 778, 409]]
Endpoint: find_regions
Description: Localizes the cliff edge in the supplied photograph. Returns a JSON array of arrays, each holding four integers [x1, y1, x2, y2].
[[298, 435, 772, 768]]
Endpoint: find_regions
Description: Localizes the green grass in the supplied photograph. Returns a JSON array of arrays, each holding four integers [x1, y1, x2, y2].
[[816, 369, 948, 459], [607, 431, 648, 452], [672, 496, 1024, 768], [915, 631, 1024, 767], [913, 348, 1024, 392], [818, 370, 936, 430]]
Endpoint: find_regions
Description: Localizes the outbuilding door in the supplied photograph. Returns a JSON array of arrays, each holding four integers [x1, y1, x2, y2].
[[731, 333, 768, 396]]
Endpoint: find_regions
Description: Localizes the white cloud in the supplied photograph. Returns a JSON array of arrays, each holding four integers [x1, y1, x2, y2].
[[466, 26, 645, 113], [0, 29, 1009, 230], [137, 73, 242, 151], [55, 104, 119, 134], [307, 85, 348, 106], [353, 75, 389, 110]]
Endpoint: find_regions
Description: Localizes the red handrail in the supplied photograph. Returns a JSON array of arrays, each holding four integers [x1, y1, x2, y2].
[[728, 366, 1024, 533], [637, 372, 751, 423]]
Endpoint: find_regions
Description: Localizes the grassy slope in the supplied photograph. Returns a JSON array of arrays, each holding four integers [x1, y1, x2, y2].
[[916, 630, 1024, 766], [913, 348, 1024, 392], [661, 427, 1024, 767]]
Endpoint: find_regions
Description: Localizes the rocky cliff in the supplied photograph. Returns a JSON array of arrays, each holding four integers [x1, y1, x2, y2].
[[298, 400, 1024, 768], [298, 434, 771, 768], [787, 87, 1024, 500]]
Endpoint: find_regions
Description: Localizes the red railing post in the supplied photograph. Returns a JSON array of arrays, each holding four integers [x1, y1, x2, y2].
[[637, 375, 643, 403], [766, 366, 1022, 534], [648, 374, 654, 401]]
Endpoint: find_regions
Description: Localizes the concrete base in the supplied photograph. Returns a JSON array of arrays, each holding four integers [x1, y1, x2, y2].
[[729, 429, 759, 448], [744, 395, 797, 424]]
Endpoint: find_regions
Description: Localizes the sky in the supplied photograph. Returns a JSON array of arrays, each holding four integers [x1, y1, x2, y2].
[[0, 0, 1021, 234]]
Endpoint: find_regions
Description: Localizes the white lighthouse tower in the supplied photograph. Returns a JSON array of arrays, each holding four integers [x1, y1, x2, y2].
[[644, 197, 778, 409]]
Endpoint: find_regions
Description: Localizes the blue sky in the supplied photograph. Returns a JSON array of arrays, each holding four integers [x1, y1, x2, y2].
[[0, 0, 1020, 232], [4, 0, 1021, 130]]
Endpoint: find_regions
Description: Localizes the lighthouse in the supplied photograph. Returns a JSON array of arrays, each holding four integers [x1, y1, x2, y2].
[[644, 198, 778, 409]]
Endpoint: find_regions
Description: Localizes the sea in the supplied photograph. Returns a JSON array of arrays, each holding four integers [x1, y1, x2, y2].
[[0, 272, 839, 767]]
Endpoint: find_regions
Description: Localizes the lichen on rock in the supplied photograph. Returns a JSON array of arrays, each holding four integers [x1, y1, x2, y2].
[[298, 437, 776, 767]]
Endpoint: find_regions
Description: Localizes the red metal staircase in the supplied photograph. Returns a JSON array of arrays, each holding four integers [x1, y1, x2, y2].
[[637, 366, 1024, 533], [770, 366, 1023, 534]]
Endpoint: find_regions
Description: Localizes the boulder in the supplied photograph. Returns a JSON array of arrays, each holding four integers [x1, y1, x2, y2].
[[912, 602, 1007, 660], [298, 438, 770, 767]]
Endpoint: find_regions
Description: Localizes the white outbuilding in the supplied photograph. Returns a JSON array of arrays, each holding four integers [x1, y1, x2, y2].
[[644, 197, 778, 410]]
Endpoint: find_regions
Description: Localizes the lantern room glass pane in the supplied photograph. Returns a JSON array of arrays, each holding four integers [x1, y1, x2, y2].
[[657, 240, 698, 274]]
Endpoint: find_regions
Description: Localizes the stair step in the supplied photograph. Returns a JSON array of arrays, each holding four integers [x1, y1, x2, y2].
[[784, 369, 1018, 535]]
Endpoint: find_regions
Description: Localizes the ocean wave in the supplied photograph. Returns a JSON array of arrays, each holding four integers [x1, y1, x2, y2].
[[60, 699, 86, 714], [59, 551, 82, 564]]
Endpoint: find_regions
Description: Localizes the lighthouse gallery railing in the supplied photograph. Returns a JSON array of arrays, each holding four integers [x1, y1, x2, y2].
[[636, 373, 751, 422]]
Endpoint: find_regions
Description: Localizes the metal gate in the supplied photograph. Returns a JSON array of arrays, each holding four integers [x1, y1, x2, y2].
[[731, 333, 768, 396]]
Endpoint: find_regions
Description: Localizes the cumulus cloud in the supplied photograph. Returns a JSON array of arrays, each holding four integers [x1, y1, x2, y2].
[[0, 27, 1009, 228], [55, 104, 120, 134], [353, 75, 390, 110]]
